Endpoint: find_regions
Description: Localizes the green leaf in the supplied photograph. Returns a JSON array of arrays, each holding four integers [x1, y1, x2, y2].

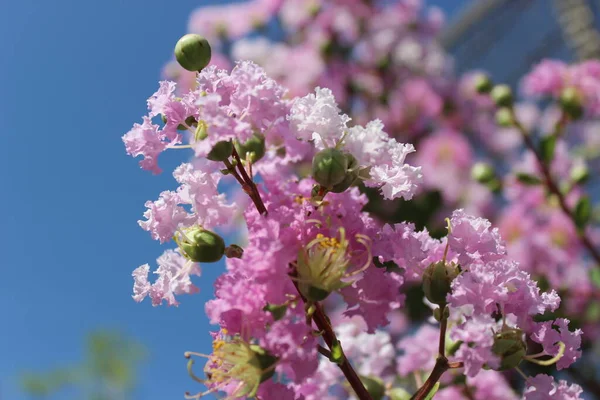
[[540, 135, 557, 165], [515, 172, 542, 185], [574, 196, 592, 231], [424, 382, 440, 400]]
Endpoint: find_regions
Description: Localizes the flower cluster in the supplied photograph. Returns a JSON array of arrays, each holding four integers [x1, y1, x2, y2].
[[121, 1, 600, 398]]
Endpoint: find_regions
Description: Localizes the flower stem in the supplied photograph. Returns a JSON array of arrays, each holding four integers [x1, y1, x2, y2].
[[511, 111, 600, 266], [411, 306, 453, 400], [289, 274, 373, 400], [231, 146, 268, 215]]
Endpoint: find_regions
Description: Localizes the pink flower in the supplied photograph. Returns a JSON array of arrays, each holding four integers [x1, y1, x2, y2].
[[132, 249, 200, 306], [396, 324, 438, 376], [122, 117, 176, 174], [524, 375, 583, 400], [531, 318, 582, 370]]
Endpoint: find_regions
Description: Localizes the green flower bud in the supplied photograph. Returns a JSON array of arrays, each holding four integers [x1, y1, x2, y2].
[[491, 328, 527, 370], [495, 107, 514, 127], [570, 162, 590, 184], [312, 148, 349, 188], [207, 140, 233, 161], [330, 153, 359, 193], [194, 121, 208, 141], [234, 133, 266, 163], [422, 261, 460, 306], [491, 85, 514, 107], [471, 162, 495, 184], [360, 376, 386, 400], [176, 227, 225, 263], [174, 34, 212, 72], [225, 244, 244, 259], [560, 87, 584, 120], [474, 74, 493, 94]]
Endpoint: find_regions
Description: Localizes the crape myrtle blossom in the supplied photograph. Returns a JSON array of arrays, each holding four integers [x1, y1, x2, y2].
[[289, 87, 422, 200], [123, 33, 587, 399]]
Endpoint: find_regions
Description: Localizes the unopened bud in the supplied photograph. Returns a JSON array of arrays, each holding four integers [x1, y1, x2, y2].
[[176, 227, 225, 263], [300, 284, 331, 302], [174, 34, 212, 72], [491, 328, 527, 371], [570, 162, 590, 184], [471, 162, 495, 184], [491, 85, 513, 107], [312, 148, 348, 188], [422, 261, 460, 306], [560, 87, 584, 120], [495, 107, 514, 127], [225, 244, 244, 259], [474, 74, 493, 94], [330, 153, 359, 193], [207, 140, 233, 162], [234, 133, 266, 163]]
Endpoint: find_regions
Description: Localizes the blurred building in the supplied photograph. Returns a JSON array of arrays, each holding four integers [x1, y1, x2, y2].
[[441, 0, 600, 84]]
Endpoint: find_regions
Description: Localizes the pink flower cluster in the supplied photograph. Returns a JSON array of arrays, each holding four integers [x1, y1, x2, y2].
[[123, 57, 585, 398]]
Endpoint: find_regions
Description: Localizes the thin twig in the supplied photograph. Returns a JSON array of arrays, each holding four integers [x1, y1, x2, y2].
[[512, 114, 600, 266]]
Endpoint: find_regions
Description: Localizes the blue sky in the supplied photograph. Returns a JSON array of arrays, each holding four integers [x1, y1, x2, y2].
[[0, 1, 468, 399]]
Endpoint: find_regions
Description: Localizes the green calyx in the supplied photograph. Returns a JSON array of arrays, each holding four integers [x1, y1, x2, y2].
[[299, 284, 331, 302], [248, 345, 278, 383], [174, 34, 212, 72], [234, 133, 266, 163], [422, 261, 460, 306], [175, 227, 225, 263], [312, 148, 349, 188], [491, 328, 527, 370]]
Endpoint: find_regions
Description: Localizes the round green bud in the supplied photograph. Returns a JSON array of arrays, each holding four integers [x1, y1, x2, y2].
[[474, 74, 493, 94], [330, 153, 359, 193], [491, 329, 527, 371], [174, 34, 212, 72], [495, 107, 514, 127], [560, 87, 584, 120], [312, 148, 348, 188], [207, 140, 233, 162], [422, 261, 460, 306], [491, 85, 514, 107], [179, 228, 225, 263], [471, 162, 495, 184], [570, 162, 590, 184], [194, 121, 208, 141], [234, 133, 266, 163], [360, 376, 386, 400]]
